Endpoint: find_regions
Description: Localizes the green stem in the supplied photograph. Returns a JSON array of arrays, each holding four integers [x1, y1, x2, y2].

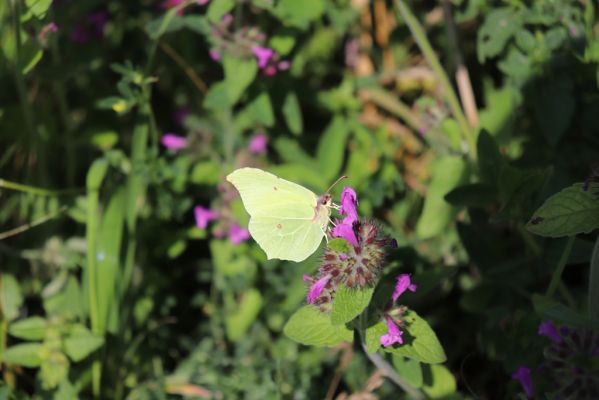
[[0, 178, 82, 196], [546, 236, 575, 298], [394, 0, 476, 160], [588, 234, 599, 319]]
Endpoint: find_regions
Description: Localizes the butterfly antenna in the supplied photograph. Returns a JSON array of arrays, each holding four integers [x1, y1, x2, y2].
[[325, 175, 348, 194]]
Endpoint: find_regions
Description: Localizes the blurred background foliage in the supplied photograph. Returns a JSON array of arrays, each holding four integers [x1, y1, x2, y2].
[[1, 0, 599, 398]]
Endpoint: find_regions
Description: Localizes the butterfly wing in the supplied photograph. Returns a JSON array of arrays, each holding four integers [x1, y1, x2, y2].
[[226, 167, 329, 262]]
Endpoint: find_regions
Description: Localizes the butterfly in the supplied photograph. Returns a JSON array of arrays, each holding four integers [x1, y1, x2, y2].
[[226, 167, 343, 262]]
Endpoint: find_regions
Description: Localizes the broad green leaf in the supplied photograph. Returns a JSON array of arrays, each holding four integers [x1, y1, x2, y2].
[[210, 240, 255, 276], [477, 8, 522, 62], [269, 34, 295, 55], [364, 321, 387, 354], [225, 289, 263, 342], [316, 116, 349, 182], [416, 156, 468, 239], [2, 343, 42, 367], [64, 325, 104, 362], [383, 311, 447, 364], [90, 131, 119, 150], [276, 0, 325, 29], [190, 161, 221, 185], [526, 184, 599, 237], [233, 92, 274, 131], [43, 276, 84, 319], [25, 0, 52, 19], [40, 351, 69, 390], [8, 316, 46, 340], [203, 81, 230, 110], [282, 92, 303, 135], [86, 159, 109, 191], [422, 364, 457, 398], [392, 355, 423, 388], [274, 138, 313, 167], [0, 274, 22, 321], [223, 56, 257, 105], [207, 0, 235, 23], [284, 305, 354, 347], [331, 284, 374, 325]]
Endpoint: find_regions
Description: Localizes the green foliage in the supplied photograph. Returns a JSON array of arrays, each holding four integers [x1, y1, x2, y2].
[[284, 306, 353, 347], [331, 284, 374, 325]]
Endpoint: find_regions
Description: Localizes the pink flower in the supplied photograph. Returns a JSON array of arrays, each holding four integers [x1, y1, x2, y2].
[[307, 275, 330, 304], [278, 60, 291, 71], [38, 22, 58, 41], [331, 221, 359, 247], [511, 366, 533, 398], [380, 317, 403, 347], [209, 49, 221, 61], [538, 321, 561, 344], [228, 223, 250, 244], [248, 133, 268, 154], [252, 46, 275, 69], [391, 274, 417, 302], [339, 187, 358, 224], [197, 0, 210, 4], [161, 133, 188, 150], [194, 206, 218, 229]]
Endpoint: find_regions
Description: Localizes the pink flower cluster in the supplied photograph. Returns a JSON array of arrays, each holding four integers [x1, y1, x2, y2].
[[251, 46, 291, 77], [194, 205, 249, 245]]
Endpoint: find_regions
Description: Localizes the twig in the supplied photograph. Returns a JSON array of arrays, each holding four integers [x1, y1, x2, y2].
[[0, 206, 67, 240], [442, 0, 479, 128], [546, 236, 575, 298], [159, 41, 208, 94]]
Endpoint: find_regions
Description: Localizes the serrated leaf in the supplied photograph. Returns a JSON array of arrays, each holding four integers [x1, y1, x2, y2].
[[64, 325, 104, 362], [331, 284, 374, 325], [392, 355, 423, 388], [282, 92, 303, 135], [527, 184, 599, 237], [2, 343, 42, 367], [364, 321, 387, 354], [284, 305, 353, 347], [8, 317, 46, 340], [383, 310, 446, 364]]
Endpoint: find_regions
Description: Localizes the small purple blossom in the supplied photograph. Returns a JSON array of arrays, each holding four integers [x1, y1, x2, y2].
[[209, 49, 221, 61], [392, 274, 417, 302], [511, 366, 534, 398], [161, 133, 188, 150], [380, 317, 404, 347], [38, 22, 58, 41], [229, 223, 250, 244], [194, 206, 218, 229], [307, 275, 330, 304], [252, 46, 275, 69], [302, 274, 312, 282], [278, 60, 291, 71], [248, 133, 268, 154], [331, 221, 359, 247], [339, 187, 358, 224], [538, 321, 561, 344]]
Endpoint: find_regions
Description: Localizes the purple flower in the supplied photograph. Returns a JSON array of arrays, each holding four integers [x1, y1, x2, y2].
[[380, 317, 404, 347], [278, 60, 291, 71], [194, 206, 218, 229], [339, 187, 358, 224], [197, 0, 210, 4], [252, 46, 275, 69], [538, 321, 561, 344], [331, 221, 359, 247], [511, 366, 534, 398], [392, 274, 417, 302], [38, 22, 58, 41], [307, 275, 330, 304], [302, 274, 312, 282], [161, 133, 188, 150], [248, 133, 267, 154], [209, 49, 221, 61], [229, 223, 250, 244]]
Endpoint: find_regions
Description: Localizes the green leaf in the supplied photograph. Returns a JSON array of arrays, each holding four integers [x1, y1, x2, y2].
[[190, 161, 221, 185], [383, 310, 446, 364], [276, 0, 325, 29], [8, 317, 47, 341], [284, 305, 354, 347], [233, 92, 274, 131], [526, 184, 599, 237], [364, 321, 388, 354], [416, 156, 468, 239], [64, 325, 104, 362], [532, 78, 574, 145], [476, 129, 504, 186], [25, 0, 52, 19], [2, 343, 43, 367], [225, 289, 263, 342], [316, 116, 349, 182], [327, 238, 351, 254], [282, 92, 303, 135], [274, 138, 313, 167], [331, 284, 374, 325], [444, 183, 497, 208], [392, 355, 423, 388], [422, 364, 457, 398], [207, 0, 235, 23], [0, 274, 23, 321], [223, 56, 257, 105], [86, 159, 109, 191], [269, 34, 295, 55], [40, 351, 69, 390], [477, 7, 522, 62]]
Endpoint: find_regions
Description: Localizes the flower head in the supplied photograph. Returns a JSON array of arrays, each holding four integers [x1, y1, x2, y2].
[[307, 275, 331, 304], [252, 46, 275, 69], [248, 133, 268, 155], [228, 223, 250, 244], [511, 366, 534, 398], [380, 317, 403, 347], [538, 321, 561, 344], [161, 133, 188, 150], [331, 220, 359, 247], [339, 187, 358, 224], [194, 206, 218, 229], [392, 274, 417, 302]]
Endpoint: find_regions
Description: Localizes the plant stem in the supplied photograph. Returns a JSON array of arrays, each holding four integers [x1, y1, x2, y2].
[[0, 206, 67, 240], [394, 0, 477, 160], [0, 179, 82, 196], [588, 234, 599, 319], [546, 236, 575, 298]]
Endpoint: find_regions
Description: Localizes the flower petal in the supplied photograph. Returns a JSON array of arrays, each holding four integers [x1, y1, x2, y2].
[[511, 366, 534, 398], [307, 275, 330, 304], [392, 274, 417, 302]]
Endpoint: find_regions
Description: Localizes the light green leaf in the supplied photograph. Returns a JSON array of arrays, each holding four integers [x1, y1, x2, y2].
[[207, 0, 235, 23], [327, 238, 351, 254], [282, 92, 303, 135], [233, 92, 274, 131], [331, 284, 374, 325], [422, 364, 457, 398], [392, 355, 423, 388], [25, 0, 52, 19], [190, 161, 221, 185], [526, 184, 599, 237], [40, 351, 69, 390], [276, 0, 325, 29], [383, 310, 446, 364], [8, 317, 46, 341], [0, 274, 23, 321], [223, 56, 258, 105], [225, 289, 262, 342], [364, 321, 387, 354], [2, 343, 43, 367], [284, 305, 354, 347], [64, 325, 104, 362], [274, 138, 313, 167]]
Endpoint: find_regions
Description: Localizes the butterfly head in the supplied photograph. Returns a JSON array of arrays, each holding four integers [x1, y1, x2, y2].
[[319, 194, 332, 207]]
